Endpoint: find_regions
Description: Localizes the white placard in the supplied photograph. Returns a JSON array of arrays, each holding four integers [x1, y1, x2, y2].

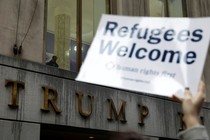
[[76, 15, 210, 98]]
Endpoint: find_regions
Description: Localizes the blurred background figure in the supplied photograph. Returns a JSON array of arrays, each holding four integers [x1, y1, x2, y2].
[[46, 55, 59, 68]]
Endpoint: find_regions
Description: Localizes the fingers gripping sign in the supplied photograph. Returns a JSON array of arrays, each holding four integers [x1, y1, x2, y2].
[[172, 81, 206, 129]]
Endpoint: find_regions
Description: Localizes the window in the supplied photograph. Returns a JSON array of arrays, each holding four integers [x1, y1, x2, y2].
[[149, 0, 167, 17], [46, 0, 110, 71], [149, 0, 186, 17]]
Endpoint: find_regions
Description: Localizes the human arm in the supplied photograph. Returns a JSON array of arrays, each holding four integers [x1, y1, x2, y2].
[[173, 81, 209, 140]]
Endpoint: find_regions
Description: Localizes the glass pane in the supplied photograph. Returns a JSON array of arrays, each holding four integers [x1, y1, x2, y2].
[[82, 0, 108, 44], [149, 0, 185, 17], [46, 0, 77, 70], [149, 0, 166, 17], [68, 0, 108, 72], [168, 0, 184, 17], [46, 0, 109, 71]]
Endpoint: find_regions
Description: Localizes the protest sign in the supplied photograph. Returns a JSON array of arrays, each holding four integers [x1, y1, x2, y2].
[[76, 14, 210, 98]]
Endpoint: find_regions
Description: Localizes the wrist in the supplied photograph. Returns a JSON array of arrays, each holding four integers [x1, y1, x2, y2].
[[183, 114, 200, 129]]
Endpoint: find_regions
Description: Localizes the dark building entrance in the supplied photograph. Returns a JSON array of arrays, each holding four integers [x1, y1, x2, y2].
[[40, 124, 111, 140]]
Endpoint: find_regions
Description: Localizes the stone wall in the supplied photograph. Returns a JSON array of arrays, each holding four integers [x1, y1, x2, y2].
[[0, 55, 210, 139], [0, 120, 40, 140], [0, 0, 45, 63]]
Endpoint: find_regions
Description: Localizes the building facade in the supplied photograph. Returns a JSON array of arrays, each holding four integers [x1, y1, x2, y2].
[[0, 0, 210, 140]]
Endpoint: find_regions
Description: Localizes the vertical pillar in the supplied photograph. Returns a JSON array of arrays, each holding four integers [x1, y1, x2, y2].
[[54, 7, 70, 70], [76, 0, 82, 72]]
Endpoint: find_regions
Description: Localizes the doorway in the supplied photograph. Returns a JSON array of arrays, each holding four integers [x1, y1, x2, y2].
[[40, 124, 111, 140]]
